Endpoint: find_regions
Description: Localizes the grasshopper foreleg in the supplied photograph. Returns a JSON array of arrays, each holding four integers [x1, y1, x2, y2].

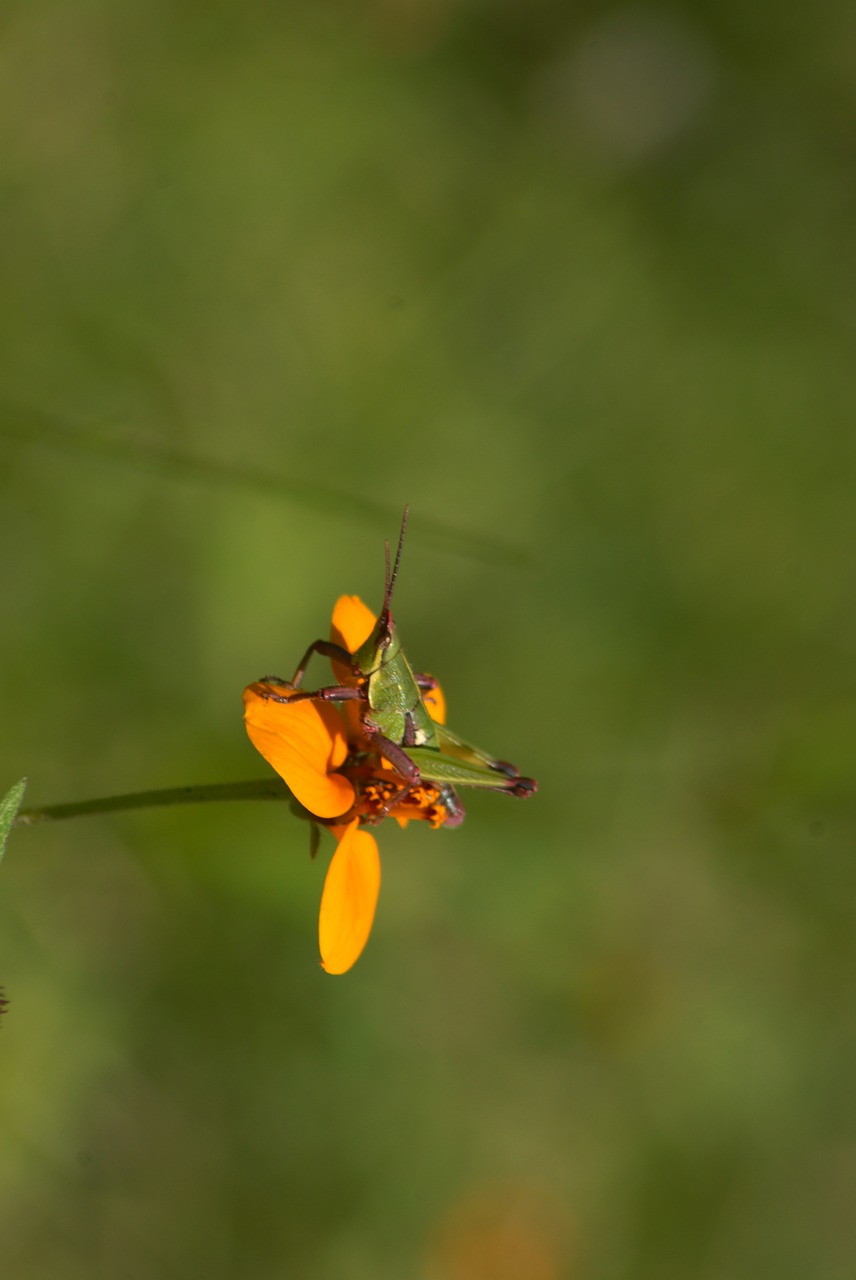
[[289, 640, 357, 689], [259, 684, 366, 707]]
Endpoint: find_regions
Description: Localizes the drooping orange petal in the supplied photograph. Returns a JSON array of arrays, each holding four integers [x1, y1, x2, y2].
[[319, 819, 381, 974], [243, 682, 354, 819]]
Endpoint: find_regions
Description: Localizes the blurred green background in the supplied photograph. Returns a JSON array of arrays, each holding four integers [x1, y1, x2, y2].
[[2, 1, 855, 1276]]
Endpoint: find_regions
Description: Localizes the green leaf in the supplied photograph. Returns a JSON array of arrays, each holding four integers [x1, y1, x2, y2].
[[0, 778, 27, 867]]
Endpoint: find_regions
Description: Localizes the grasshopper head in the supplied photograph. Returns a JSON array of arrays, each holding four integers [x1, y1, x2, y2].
[[356, 605, 402, 674]]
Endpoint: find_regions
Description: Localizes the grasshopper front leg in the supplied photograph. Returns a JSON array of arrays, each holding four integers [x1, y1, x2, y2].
[[288, 639, 358, 689], [258, 684, 367, 707]]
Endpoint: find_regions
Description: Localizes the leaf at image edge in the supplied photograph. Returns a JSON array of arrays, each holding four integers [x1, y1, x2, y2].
[[0, 779, 27, 867]]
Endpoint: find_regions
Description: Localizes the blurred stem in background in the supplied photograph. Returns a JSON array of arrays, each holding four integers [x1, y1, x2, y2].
[[0, 401, 530, 567]]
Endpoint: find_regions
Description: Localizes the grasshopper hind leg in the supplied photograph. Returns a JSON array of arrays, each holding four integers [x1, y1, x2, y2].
[[360, 727, 466, 828]]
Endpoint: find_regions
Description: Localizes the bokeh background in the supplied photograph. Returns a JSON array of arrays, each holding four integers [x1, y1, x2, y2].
[[2, 2, 855, 1276]]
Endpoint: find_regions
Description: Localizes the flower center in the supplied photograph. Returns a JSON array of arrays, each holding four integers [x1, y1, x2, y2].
[[342, 760, 449, 829]]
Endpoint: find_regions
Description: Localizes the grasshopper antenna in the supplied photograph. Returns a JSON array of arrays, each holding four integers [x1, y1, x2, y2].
[[380, 504, 409, 628]]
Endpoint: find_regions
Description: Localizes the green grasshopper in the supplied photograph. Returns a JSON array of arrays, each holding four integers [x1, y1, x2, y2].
[[258, 507, 537, 825]]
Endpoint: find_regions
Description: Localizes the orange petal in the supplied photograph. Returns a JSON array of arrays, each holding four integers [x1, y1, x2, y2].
[[330, 594, 377, 735], [331, 595, 377, 658], [319, 820, 381, 974], [422, 679, 446, 725], [243, 683, 354, 818]]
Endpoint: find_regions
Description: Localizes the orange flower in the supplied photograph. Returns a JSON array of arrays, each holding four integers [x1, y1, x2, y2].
[[243, 596, 450, 974]]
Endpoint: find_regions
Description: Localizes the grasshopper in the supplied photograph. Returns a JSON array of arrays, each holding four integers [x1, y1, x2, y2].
[[257, 507, 537, 825]]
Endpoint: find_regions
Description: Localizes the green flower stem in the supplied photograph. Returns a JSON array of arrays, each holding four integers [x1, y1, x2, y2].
[[15, 778, 292, 826]]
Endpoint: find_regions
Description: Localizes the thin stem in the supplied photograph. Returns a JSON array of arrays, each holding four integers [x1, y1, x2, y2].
[[15, 778, 292, 826], [0, 402, 530, 566]]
